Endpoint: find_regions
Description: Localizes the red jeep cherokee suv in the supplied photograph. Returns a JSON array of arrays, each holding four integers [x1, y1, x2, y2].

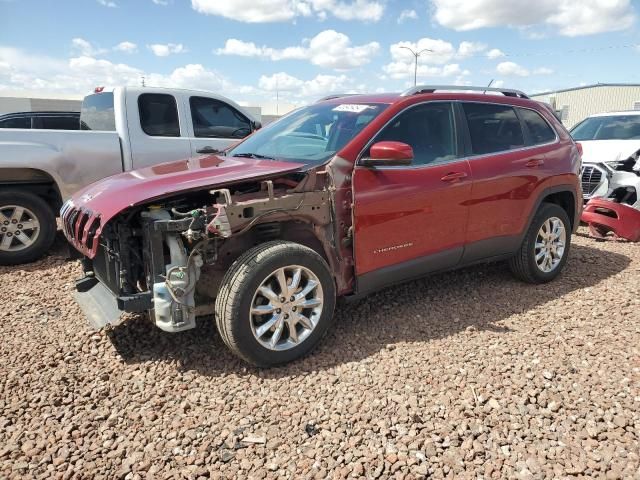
[[62, 85, 582, 366]]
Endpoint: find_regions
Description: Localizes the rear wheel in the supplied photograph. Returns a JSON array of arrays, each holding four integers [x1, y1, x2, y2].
[[0, 190, 56, 265], [215, 241, 336, 367], [509, 203, 571, 283]]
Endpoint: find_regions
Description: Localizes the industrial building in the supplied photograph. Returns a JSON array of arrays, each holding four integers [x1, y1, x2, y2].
[[531, 83, 640, 128], [0, 96, 82, 116]]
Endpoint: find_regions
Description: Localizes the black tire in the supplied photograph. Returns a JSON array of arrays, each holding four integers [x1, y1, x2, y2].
[[509, 203, 572, 283], [215, 241, 336, 367], [0, 190, 56, 266]]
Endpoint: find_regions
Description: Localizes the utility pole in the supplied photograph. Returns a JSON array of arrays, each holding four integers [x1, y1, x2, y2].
[[399, 46, 433, 86]]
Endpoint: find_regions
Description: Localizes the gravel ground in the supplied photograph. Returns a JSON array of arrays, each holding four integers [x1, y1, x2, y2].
[[1, 229, 639, 479]]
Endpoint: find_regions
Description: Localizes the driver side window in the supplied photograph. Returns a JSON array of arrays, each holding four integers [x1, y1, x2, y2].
[[369, 102, 457, 166], [189, 96, 251, 139]]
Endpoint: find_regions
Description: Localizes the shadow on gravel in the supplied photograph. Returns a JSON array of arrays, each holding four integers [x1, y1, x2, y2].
[[105, 243, 630, 378]]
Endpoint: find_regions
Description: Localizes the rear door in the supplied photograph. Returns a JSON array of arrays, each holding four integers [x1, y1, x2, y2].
[[352, 101, 472, 289], [185, 96, 253, 157], [460, 102, 556, 262], [127, 91, 192, 169]]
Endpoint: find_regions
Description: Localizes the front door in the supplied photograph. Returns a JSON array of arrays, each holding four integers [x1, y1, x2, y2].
[[352, 102, 472, 291], [128, 91, 192, 169], [185, 95, 253, 158]]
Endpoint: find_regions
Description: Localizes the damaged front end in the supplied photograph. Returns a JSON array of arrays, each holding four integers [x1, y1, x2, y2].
[[63, 170, 340, 332], [580, 149, 640, 241]]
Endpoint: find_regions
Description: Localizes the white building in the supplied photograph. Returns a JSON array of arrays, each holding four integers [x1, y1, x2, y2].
[[0, 96, 82, 116], [531, 83, 640, 128]]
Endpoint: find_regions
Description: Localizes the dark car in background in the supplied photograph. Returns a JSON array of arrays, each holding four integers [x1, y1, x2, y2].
[[0, 111, 80, 130]]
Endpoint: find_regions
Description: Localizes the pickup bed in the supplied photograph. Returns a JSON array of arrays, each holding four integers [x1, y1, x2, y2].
[[0, 86, 260, 264]]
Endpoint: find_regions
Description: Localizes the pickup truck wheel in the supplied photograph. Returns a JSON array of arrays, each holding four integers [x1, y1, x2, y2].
[[509, 203, 571, 283], [0, 191, 56, 265], [215, 241, 336, 367]]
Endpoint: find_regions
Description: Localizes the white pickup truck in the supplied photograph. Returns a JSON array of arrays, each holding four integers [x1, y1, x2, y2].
[[0, 86, 261, 265]]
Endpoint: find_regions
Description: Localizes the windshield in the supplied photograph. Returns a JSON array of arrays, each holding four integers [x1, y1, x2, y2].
[[227, 102, 389, 164], [571, 115, 640, 141], [80, 92, 116, 131]]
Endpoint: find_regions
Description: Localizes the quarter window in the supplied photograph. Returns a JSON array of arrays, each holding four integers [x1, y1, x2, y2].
[[190, 96, 251, 138], [370, 102, 457, 166], [462, 103, 524, 155], [138, 93, 180, 137], [518, 108, 556, 145], [0, 117, 31, 128]]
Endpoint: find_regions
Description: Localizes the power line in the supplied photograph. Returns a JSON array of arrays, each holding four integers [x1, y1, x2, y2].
[[418, 43, 640, 60]]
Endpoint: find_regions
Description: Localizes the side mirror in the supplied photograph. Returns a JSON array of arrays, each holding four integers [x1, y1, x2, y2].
[[251, 120, 262, 131], [360, 141, 413, 167]]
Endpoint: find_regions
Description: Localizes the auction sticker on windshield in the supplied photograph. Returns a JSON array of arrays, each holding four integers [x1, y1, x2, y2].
[[332, 104, 373, 113]]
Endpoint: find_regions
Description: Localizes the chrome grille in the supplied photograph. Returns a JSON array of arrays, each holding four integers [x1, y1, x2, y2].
[[61, 201, 101, 255], [581, 166, 603, 198]]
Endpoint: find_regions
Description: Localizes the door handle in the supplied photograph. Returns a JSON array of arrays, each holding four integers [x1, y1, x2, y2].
[[196, 146, 221, 154], [440, 172, 468, 182], [525, 158, 545, 168]]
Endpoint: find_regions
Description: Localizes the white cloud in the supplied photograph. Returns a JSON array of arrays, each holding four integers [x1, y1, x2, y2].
[[258, 72, 352, 98], [496, 61, 529, 77], [148, 43, 186, 57], [152, 0, 169, 4], [217, 30, 379, 70], [0, 46, 250, 99], [71, 38, 108, 57], [457, 41, 486, 57], [431, 0, 636, 37], [97, 0, 117, 7], [191, 0, 384, 23], [486, 48, 505, 59], [491, 79, 505, 88], [533, 67, 553, 75], [114, 41, 138, 54], [397, 9, 418, 23], [383, 37, 493, 80]]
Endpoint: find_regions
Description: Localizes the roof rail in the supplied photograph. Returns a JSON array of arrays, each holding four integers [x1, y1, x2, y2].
[[401, 85, 529, 99], [316, 93, 362, 102]]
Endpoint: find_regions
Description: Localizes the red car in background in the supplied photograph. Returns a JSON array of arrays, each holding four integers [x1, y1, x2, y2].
[[62, 85, 582, 366]]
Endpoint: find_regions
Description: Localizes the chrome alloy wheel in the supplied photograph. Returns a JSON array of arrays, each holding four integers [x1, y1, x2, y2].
[[250, 265, 324, 351], [0, 205, 40, 252], [535, 217, 566, 273]]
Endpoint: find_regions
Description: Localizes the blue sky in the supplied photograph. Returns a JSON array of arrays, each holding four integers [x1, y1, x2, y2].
[[1, 0, 639, 113]]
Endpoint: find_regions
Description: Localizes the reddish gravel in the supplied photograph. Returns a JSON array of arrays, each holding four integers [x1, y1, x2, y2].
[[1, 229, 639, 479]]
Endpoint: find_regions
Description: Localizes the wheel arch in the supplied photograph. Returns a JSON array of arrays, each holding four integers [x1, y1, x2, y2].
[[0, 168, 64, 215]]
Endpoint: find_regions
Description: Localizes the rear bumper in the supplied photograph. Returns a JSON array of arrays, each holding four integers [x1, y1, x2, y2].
[[74, 276, 152, 330], [581, 198, 640, 242]]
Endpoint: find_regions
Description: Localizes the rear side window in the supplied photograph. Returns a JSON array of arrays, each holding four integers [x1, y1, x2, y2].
[[81, 93, 116, 131], [36, 116, 80, 130], [371, 102, 458, 166], [462, 103, 524, 155], [0, 116, 30, 128], [138, 93, 180, 137], [189, 96, 251, 138], [518, 108, 556, 145]]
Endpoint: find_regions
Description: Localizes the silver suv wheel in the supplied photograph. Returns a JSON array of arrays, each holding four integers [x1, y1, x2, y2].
[[250, 265, 324, 351], [535, 216, 566, 273]]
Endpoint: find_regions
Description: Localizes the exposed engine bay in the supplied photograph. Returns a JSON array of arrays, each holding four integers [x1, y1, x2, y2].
[[77, 170, 343, 332]]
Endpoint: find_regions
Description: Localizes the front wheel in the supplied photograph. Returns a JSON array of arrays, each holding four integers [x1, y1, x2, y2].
[[215, 241, 336, 367], [0, 190, 56, 266], [509, 203, 572, 283]]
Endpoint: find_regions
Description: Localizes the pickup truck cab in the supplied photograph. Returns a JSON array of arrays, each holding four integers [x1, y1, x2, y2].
[[0, 86, 260, 265], [63, 85, 582, 367]]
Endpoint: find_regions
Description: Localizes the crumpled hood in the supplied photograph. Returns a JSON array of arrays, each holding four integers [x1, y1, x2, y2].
[[62, 155, 304, 257], [70, 154, 304, 219], [580, 140, 640, 165]]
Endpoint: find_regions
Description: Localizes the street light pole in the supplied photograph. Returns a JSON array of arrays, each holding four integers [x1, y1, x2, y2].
[[399, 46, 433, 86]]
